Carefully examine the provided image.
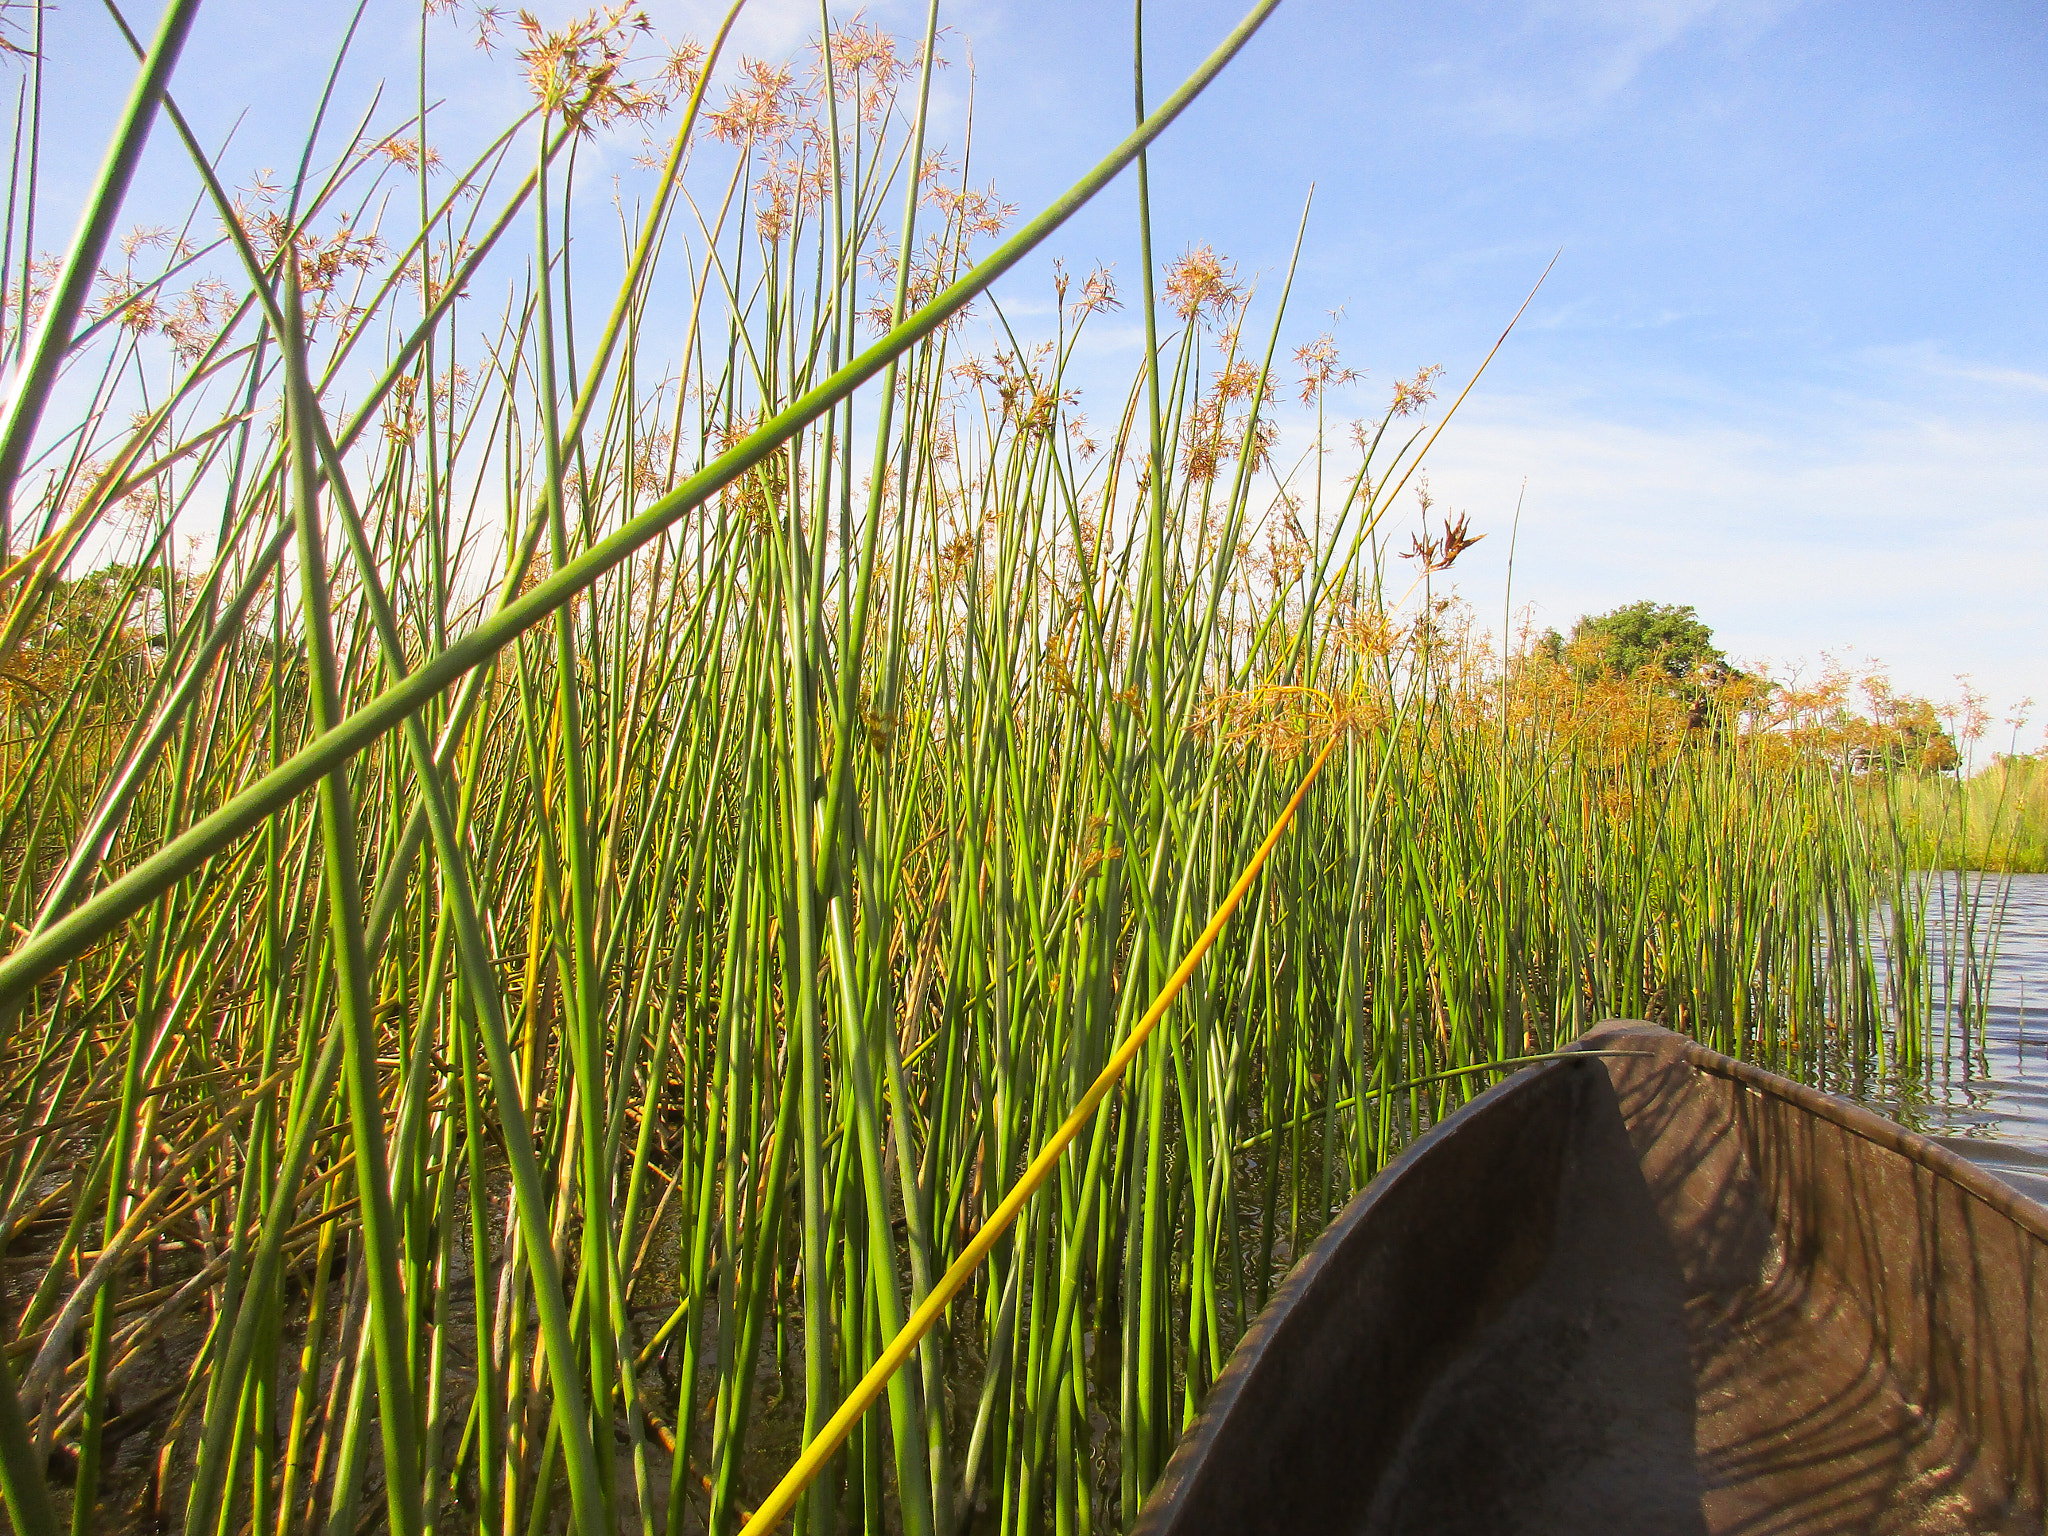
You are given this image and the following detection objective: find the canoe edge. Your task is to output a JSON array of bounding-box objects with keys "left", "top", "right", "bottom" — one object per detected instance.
[
  {"left": 1615, "top": 1019, "right": 2048, "bottom": 1246},
  {"left": 1132, "top": 1016, "right": 2048, "bottom": 1534}
]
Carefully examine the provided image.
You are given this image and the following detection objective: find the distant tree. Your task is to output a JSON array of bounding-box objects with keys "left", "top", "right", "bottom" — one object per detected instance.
[
  {"left": 1, "top": 560, "right": 307, "bottom": 730},
  {"left": 0, "top": 561, "right": 169, "bottom": 723},
  {"left": 1560, "top": 601, "right": 1734, "bottom": 684},
  {"left": 1859, "top": 689, "right": 1961, "bottom": 776},
  {"left": 1917, "top": 727, "right": 1962, "bottom": 775}
]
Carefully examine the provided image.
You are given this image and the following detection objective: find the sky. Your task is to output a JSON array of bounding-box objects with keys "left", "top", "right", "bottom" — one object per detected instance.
[{"left": 20, "top": 0, "right": 2048, "bottom": 750}]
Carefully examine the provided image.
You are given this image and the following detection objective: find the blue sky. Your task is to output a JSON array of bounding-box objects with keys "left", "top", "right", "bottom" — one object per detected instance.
[
  {"left": 937, "top": 0, "right": 2048, "bottom": 745},
  {"left": 25, "top": 0, "right": 2048, "bottom": 746}
]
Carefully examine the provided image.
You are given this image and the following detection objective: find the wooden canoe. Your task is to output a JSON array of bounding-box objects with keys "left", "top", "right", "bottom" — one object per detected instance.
[{"left": 1134, "top": 1020, "right": 2048, "bottom": 1536}]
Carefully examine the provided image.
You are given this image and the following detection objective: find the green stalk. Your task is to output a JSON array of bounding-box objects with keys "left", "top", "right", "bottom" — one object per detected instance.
[
  {"left": 273, "top": 256, "right": 422, "bottom": 1536},
  {"left": 0, "top": 0, "right": 202, "bottom": 531},
  {"left": 0, "top": 0, "right": 1287, "bottom": 1010}
]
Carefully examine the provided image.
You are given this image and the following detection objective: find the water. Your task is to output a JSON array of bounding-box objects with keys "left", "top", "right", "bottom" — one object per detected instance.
[{"left": 1850, "top": 872, "right": 2048, "bottom": 1206}]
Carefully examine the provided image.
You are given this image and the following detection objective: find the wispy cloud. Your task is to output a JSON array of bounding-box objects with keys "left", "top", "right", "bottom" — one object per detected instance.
[
  {"left": 1412, "top": 364, "right": 2047, "bottom": 719},
  {"left": 1862, "top": 345, "right": 2048, "bottom": 397},
  {"left": 1436, "top": 0, "right": 1798, "bottom": 135}
]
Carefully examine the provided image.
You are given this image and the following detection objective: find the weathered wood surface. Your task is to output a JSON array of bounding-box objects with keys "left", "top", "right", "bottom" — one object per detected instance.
[{"left": 1135, "top": 1020, "right": 2048, "bottom": 1536}]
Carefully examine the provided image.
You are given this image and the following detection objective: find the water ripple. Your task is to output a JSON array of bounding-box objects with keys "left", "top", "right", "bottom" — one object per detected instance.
[{"left": 1855, "top": 872, "right": 2048, "bottom": 1206}]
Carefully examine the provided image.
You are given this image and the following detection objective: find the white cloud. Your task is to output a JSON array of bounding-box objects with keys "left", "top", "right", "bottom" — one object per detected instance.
[
  {"left": 1405, "top": 369, "right": 2048, "bottom": 733},
  {"left": 1439, "top": 0, "right": 1798, "bottom": 135}
]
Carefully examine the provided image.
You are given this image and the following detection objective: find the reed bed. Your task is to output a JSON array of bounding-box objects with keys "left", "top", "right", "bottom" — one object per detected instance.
[
  {"left": 0, "top": 6, "right": 1954, "bottom": 1535},
  {"left": 1882, "top": 758, "right": 2048, "bottom": 874}
]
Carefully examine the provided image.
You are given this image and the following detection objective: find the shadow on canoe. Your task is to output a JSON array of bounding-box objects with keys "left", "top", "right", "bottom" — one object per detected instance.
[{"left": 1135, "top": 1021, "right": 2048, "bottom": 1536}]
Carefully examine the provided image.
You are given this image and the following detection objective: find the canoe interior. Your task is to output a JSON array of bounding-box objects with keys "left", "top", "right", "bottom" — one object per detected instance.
[{"left": 1135, "top": 1021, "right": 2048, "bottom": 1536}]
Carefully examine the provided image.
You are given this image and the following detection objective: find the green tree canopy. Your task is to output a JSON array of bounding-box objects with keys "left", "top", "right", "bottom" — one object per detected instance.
[
  {"left": 1861, "top": 688, "right": 1961, "bottom": 775},
  {"left": 1544, "top": 600, "right": 1736, "bottom": 684}
]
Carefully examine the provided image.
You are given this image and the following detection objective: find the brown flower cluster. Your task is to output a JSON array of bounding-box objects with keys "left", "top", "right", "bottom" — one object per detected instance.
[
  {"left": 237, "top": 207, "right": 387, "bottom": 339},
  {"left": 857, "top": 170, "right": 1016, "bottom": 329},
  {"left": 1292, "top": 333, "right": 1359, "bottom": 403},
  {"left": 628, "top": 424, "right": 678, "bottom": 501},
  {"left": 1333, "top": 599, "right": 1401, "bottom": 659},
  {"left": 1065, "top": 263, "right": 1121, "bottom": 321},
  {"left": 713, "top": 415, "right": 786, "bottom": 532},
  {"left": 379, "top": 367, "right": 473, "bottom": 444},
  {"left": 952, "top": 349, "right": 1072, "bottom": 444},
  {"left": 514, "top": 7, "right": 663, "bottom": 131},
  {"left": 1181, "top": 360, "right": 1274, "bottom": 482},
  {"left": 1190, "top": 684, "right": 1381, "bottom": 759},
  {"left": 924, "top": 181, "right": 1015, "bottom": 240},
  {"left": 376, "top": 138, "right": 443, "bottom": 173},
  {"left": 3, "top": 253, "right": 64, "bottom": 338},
  {"left": 1401, "top": 511, "right": 1484, "bottom": 574},
  {"left": 1390, "top": 364, "right": 1444, "bottom": 418},
  {"left": 1163, "top": 244, "right": 1243, "bottom": 326},
  {"left": 814, "top": 19, "right": 927, "bottom": 124},
  {"left": 72, "top": 227, "right": 239, "bottom": 363},
  {"left": 709, "top": 58, "right": 802, "bottom": 146}
]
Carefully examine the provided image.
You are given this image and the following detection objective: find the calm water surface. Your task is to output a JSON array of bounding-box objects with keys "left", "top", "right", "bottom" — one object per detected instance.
[{"left": 1851, "top": 871, "right": 2048, "bottom": 1206}]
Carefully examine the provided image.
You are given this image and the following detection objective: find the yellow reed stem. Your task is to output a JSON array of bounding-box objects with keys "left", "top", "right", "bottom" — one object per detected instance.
[{"left": 738, "top": 731, "right": 1342, "bottom": 1536}]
